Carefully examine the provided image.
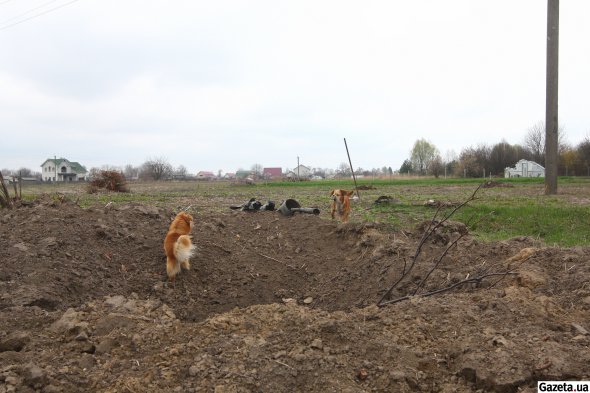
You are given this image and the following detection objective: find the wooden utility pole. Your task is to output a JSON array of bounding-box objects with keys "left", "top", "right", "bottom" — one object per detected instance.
[{"left": 545, "top": 0, "right": 559, "bottom": 195}]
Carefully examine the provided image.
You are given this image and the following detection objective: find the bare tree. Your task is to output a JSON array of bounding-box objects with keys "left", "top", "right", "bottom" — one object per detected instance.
[
  {"left": 577, "top": 134, "right": 590, "bottom": 176},
  {"left": 524, "top": 121, "right": 545, "bottom": 163},
  {"left": 175, "top": 165, "right": 188, "bottom": 178},
  {"left": 312, "top": 167, "right": 327, "bottom": 178},
  {"left": 251, "top": 163, "right": 263, "bottom": 179},
  {"left": 16, "top": 167, "right": 32, "bottom": 177},
  {"left": 123, "top": 164, "right": 139, "bottom": 180},
  {"left": 336, "top": 162, "right": 351, "bottom": 178},
  {"left": 429, "top": 155, "right": 444, "bottom": 178},
  {"left": 140, "top": 157, "right": 173, "bottom": 181},
  {"left": 524, "top": 121, "right": 567, "bottom": 164},
  {"left": 455, "top": 144, "right": 490, "bottom": 177}
]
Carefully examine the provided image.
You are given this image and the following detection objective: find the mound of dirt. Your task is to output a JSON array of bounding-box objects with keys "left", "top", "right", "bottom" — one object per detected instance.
[{"left": 1, "top": 197, "right": 589, "bottom": 392}]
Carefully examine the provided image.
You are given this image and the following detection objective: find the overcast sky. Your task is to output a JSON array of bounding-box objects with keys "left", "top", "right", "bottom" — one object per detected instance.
[{"left": 1, "top": 1, "right": 589, "bottom": 175}]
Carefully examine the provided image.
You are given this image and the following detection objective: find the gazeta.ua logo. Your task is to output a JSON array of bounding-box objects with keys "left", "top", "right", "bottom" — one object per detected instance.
[{"left": 538, "top": 381, "right": 590, "bottom": 392}]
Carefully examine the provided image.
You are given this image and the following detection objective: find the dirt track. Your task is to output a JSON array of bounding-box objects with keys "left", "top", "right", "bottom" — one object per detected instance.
[{"left": 1, "top": 196, "right": 589, "bottom": 392}]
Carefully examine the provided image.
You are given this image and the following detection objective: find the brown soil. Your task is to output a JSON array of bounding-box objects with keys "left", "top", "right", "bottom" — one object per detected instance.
[{"left": 1, "top": 196, "right": 589, "bottom": 392}]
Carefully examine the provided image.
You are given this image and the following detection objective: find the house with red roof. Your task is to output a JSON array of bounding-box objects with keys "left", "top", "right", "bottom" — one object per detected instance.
[
  {"left": 196, "top": 171, "right": 216, "bottom": 180},
  {"left": 262, "top": 167, "right": 282, "bottom": 179}
]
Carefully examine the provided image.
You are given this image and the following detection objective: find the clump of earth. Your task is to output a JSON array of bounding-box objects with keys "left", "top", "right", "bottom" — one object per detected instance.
[{"left": 0, "top": 196, "right": 589, "bottom": 392}]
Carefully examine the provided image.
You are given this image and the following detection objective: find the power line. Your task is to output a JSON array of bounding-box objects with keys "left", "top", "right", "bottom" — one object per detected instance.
[
  {"left": 0, "top": 0, "right": 60, "bottom": 26},
  {"left": 0, "top": 0, "right": 81, "bottom": 31}
]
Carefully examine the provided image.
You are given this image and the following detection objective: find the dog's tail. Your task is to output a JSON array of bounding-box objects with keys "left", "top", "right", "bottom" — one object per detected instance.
[{"left": 174, "top": 235, "right": 195, "bottom": 261}]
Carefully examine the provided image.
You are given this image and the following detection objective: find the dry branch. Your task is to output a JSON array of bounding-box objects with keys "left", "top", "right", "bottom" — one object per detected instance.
[
  {"left": 378, "top": 272, "right": 518, "bottom": 306},
  {"left": 378, "top": 183, "right": 484, "bottom": 305},
  {"left": 377, "top": 182, "right": 514, "bottom": 307},
  {"left": 0, "top": 171, "right": 14, "bottom": 209}
]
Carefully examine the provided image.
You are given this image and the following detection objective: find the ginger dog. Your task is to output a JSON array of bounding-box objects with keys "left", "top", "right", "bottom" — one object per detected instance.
[
  {"left": 330, "top": 189, "right": 355, "bottom": 223},
  {"left": 164, "top": 212, "right": 195, "bottom": 282}
]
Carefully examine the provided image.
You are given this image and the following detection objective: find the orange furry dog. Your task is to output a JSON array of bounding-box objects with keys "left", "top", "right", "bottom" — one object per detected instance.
[
  {"left": 330, "top": 189, "right": 355, "bottom": 223},
  {"left": 164, "top": 212, "right": 195, "bottom": 282}
]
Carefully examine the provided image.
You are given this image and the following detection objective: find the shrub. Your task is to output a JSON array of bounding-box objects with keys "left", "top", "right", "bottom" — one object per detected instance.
[{"left": 87, "top": 170, "right": 129, "bottom": 193}]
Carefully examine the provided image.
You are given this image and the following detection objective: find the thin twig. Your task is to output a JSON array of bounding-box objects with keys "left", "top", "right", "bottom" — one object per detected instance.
[
  {"left": 379, "top": 272, "right": 518, "bottom": 306},
  {"left": 203, "top": 240, "right": 231, "bottom": 254},
  {"left": 256, "top": 252, "right": 297, "bottom": 269},
  {"left": 257, "top": 252, "right": 284, "bottom": 264},
  {"left": 273, "top": 359, "right": 294, "bottom": 370}
]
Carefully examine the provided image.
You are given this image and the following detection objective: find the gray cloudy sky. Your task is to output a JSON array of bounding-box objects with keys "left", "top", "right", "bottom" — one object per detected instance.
[{"left": 1, "top": 1, "right": 589, "bottom": 174}]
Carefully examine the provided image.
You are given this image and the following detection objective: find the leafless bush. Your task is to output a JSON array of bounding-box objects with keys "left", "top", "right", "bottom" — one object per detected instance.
[{"left": 87, "top": 170, "right": 129, "bottom": 193}]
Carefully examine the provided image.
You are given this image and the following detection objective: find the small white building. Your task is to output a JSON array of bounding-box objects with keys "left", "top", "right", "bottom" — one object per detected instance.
[
  {"left": 504, "top": 159, "right": 545, "bottom": 178},
  {"left": 286, "top": 165, "right": 312, "bottom": 179},
  {"left": 41, "top": 158, "right": 88, "bottom": 182}
]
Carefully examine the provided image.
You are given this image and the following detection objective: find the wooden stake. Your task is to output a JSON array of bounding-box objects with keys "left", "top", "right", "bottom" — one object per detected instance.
[{"left": 344, "top": 138, "right": 360, "bottom": 200}]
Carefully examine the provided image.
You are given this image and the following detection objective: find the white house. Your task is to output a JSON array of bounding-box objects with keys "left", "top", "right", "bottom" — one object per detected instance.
[
  {"left": 504, "top": 159, "right": 545, "bottom": 178},
  {"left": 41, "top": 158, "right": 88, "bottom": 182},
  {"left": 286, "top": 165, "right": 312, "bottom": 179}
]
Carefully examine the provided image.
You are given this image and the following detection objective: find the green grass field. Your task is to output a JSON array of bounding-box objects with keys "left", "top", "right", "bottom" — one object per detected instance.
[{"left": 14, "top": 176, "right": 590, "bottom": 247}]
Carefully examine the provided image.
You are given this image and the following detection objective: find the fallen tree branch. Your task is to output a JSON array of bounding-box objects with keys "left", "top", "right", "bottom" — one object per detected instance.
[
  {"left": 378, "top": 271, "right": 518, "bottom": 306},
  {"left": 378, "top": 183, "right": 484, "bottom": 305}
]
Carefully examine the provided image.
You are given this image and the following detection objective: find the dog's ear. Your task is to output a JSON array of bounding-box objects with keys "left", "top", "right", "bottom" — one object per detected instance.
[
  {"left": 179, "top": 212, "right": 192, "bottom": 224},
  {"left": 346, "top": 190, "right": 356, "bottom": 196},
  {"left": 329, "top": 189, "right": 335, "bottom": 196}
]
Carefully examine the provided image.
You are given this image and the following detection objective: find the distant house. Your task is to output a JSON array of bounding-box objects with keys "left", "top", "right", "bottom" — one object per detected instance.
[
  {"left": 286, "top": 165, "right": 312, "bottom": 179},
  {"left": 223, "top": 173, "right": 236, "bottom": 180},
  {"left": 235, "top": 170, "right": 254, "bottom": 179},
  {"left": 505, "top": 159, "right": 545, "bottom": 178},
  {"left": 41, "top": 158, "right": 88, "bottom": 182},
  {"left": 262, "top": 167, "right": 282, "bottom": 179},
  {"left": 196, "top": 171, "right": 215, "bottom": 180}
]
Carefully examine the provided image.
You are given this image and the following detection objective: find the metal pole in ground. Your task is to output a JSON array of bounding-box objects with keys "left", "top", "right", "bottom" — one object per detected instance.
[{"left": 343, "top": 138, "right": 360, "bottom": 200}]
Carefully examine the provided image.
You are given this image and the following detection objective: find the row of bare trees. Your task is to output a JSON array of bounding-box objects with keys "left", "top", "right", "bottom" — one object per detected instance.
[
  {"left": 400, "top": 122, "right": 590, "bottom": 177},
  {"left": 88, "top": 158, "right": 187, "bottom": 181}
]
